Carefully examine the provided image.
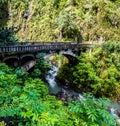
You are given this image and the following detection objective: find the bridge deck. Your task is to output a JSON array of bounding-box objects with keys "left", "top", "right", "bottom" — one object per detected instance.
[{"left": 0, "top": 42, "right": 93, "bottom": 54}]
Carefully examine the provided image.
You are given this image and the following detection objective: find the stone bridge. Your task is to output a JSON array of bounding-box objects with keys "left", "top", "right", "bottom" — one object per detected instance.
[{"left": 0, "top": 42, "right": 93, "bottom": 71}]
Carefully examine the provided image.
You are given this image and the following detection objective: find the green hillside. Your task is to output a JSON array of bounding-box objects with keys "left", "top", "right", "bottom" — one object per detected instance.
[{"left": 0, "top": 0, "right": 120, "bottom": 42}]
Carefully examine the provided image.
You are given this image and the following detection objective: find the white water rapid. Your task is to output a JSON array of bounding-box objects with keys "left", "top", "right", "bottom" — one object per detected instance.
[{"left": 46, "top": 62, "right": 62, "bottom": 94}]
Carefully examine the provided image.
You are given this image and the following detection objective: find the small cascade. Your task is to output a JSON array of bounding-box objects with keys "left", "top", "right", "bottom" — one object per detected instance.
[
  {"left": 45, "top": 61, "right": 81, "bottom": 102},
  {"left": 46, "top": 63, "right": 62, "bottom": 95},
  {"left": 111, "top": 108, "right": 119, "bottom": 118}
]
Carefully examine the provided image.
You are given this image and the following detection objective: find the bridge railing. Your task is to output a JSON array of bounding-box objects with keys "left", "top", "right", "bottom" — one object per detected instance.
[
  {"left": 0, "top": 43, "right": 93, "bottom": 54},
  {"left": 0, "top": 41, "right": 72, "bottom": 46}
]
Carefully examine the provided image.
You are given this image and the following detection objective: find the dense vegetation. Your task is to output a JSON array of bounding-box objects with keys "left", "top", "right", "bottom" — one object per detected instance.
[
  {"left": 0, "top": 63, "right": 117, "bottom": 126},
  {"left": 0, "top": 0, "right": 120, "bottom": 42},
  {"left": 58, "top": 41, "right": 120, "bottom": 101},
  {"left": 0, "top": 28, "right": 18, "bottom": 46},
  {"left": 0, "top": 0, "right": 120, "bottom": 125}
]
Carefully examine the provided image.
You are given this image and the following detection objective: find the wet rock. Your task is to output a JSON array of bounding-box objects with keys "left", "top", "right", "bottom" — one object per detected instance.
[
  {"left": 67, "top": 96, "right": 71, "bottom": 101},
  {"left": 118, "top": 101, "right": 120, "bottom": 105},
  {"left": 116, "top": 110, "right": 120, "bottom": 117},
  {"left": 56, "top": 88, "right": 80, "bottom": 104},
  {"left": 106, "top": 107, "right": 111, "bottom": 113}
]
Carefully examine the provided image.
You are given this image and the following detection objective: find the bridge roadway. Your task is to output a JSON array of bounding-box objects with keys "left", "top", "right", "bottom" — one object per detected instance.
[{"left": 0, "top": 42, "right": 93, "bottom": 54}]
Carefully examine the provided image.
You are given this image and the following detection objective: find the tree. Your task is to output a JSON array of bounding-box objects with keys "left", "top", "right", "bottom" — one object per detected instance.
[
  {"left": 1, "top": 0, "right": 119, "bottom": 42},
  {"left": 0, "top": 28, "right": 18, "bottom": 46},
  {"left": 73, "top": 41, "right": 120, "bottom": 100}
]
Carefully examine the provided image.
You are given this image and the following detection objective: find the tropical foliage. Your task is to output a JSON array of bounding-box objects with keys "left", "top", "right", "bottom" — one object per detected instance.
[
  {"left": 58, "top": 41, "right": 120, "bottom": 100},
  {"left": 0, "top": 0, "right": 120, "bottom": 125},
  {"left": 0, "top": 0, "right": 120, "bottom": 42},
  {"left": 29, "top": 55, "right": 50, "bottom": 79},
  {"left": 0, "top": 63, "right": 116, "bottom": 125},
  {"left": 73, "top": 41, "right": 120, "bottom": 100},
  {"left": 0, "top": 28, "right": 18, "bottom": 46}
]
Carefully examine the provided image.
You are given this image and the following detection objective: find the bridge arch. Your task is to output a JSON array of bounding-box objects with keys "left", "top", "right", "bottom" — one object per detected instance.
[
  {"left": 59, "top": 49, "right": 78, "bottom": 64},
  {"left": 44, "top": 50, "right": 78, "bottom": 65},
  {"left": 3, "top": 56, "right": 19, "bottom": 67},
  {"left": 20, "top": 54, "right": 35, "bottom": 60},
  {"left": 62, "top": 54, "right": 78, "bottom": 64},
  {"left": 20, "top": 54, "right": 35, "bottom": 65}
]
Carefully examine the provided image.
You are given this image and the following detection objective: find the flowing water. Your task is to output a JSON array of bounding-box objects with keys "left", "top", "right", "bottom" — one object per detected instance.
[
  {"left": 45, "top": 62, "right": 82, "bottom": 102},
  {"left": 45, "top": 61, "right": 120, "bottom": 124},
  {"left": 46, "top": 63, "right": 62, "bottom": 94}
]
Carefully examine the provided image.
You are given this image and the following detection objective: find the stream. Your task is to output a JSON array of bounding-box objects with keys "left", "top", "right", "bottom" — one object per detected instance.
[
  {"left": 45, "top": 62, "right": 82, "bottom": 102},
  {"left": 46, "top": 61, "right": 120, "bottom": 124},
  {"left": 46, "top": 63, "right": 62, "bottom": 95}
]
